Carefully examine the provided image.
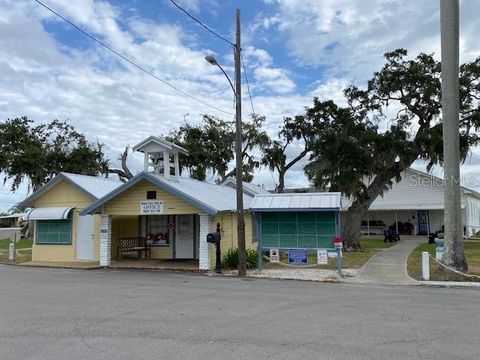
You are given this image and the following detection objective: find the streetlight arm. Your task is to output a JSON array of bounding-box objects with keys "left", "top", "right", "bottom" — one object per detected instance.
[
  {"left": 206, "top": 54, "right": 236, "bottom": 95},
  {"left": 215, "top": 63, "right": 236, "bottom": 96}
]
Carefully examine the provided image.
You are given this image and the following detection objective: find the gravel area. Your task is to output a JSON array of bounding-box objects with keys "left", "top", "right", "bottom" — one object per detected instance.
[
  {"left": 210, "top": 267, "right": 359, "bottom": 282},
  {"left": 246, "top": 268, "right": 360, "bottom": 282}
]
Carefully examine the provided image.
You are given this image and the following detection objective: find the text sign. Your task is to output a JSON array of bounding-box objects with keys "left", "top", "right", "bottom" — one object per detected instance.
[
  {"left": 140, "top": 200, "right": 164, "bottom": 215},
  {"left": 288, "top": 249, "right": 308, "bottom": 265},
  {"left": 270, "top": 248, "right": 280, "bottom": 263},
  {"left": 317, "top": 249, "right": 328, "bottom": 265}
]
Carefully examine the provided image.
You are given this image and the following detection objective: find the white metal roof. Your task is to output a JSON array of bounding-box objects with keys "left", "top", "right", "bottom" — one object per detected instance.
[
  {"left": 250, "top": 192, "right": 341, "bottom": 211},
  {"left": 17, "top": 173, "right": 123, "bottom": 209},
  {"left": 340, "top": 168, "right": 470, "bottom": 211},
  {"left": 61, "top": 173, "right": 122, "bottom": 199},
  {"left": 81, "top": 172, "right": 255, "bottom": 215},
  {"left": 0, "top": 213, "right": 25, "bottom": 219},
  {"left": 221, "top": 177, "right": 271, "bottom": 196},
  {"left": 152, "top": 174, "right": 253, "bottom": 212},
  {"left": 132, "top": 136, "right": 189, "bottom": 155},
  {"left": 24, "top": 207, "right": 73, "bottom": 220}
]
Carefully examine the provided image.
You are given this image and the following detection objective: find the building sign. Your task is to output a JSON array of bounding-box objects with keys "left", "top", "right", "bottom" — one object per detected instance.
[
  {"left": 317, "top": 249, "right": 328, "bottom": 265},
  {"left": 140, "top": 200, "right": 164, "bottom": 214},
  {"left": 288, "top": 249, "right": 308, "bottom": 264},
  {"left": 270, "top": 248, "right": 280, "bottom": 263}
]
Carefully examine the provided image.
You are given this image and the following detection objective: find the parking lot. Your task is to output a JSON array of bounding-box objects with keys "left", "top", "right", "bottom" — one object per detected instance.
[{"left": 1, "top": 265, "right": 479, "bottom": 360}]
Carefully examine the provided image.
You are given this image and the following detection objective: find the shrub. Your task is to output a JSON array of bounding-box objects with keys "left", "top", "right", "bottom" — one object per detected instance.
[{"left": 223, "top": 248, "right": 258, "bottom": 269}]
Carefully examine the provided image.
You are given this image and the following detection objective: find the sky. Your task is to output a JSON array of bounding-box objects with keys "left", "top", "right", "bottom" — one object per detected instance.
[{"left": 1, "top": 0, "right": 480, "bottom": 212}]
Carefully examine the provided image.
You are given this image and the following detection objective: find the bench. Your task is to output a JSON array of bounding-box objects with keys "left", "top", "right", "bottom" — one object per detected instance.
[
  {"left": 117, "top": 237, "right": 151, "bottom": 260},
  {"left": 384, "top": 229, "right": 400, "bottom": 243}
]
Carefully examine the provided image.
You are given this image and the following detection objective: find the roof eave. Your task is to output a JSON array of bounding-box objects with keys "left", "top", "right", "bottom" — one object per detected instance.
[
  {"left": 16, "top": 173, "right": 98, "bottom": 209},
  {"left": 80, "top": 172, "right": 218, "bottom": 216}
]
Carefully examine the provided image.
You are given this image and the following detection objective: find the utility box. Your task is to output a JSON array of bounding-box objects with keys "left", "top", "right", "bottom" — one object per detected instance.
[{"left": 434, "top": 238, "right": 444, "bottom": 261}]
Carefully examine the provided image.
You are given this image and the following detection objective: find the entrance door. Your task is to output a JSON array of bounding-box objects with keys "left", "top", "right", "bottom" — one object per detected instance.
[
  {"left": 76, "top": 215, "right": 95, "bottom": 260},
  {"left": 417, "top": 210, "right": 430, "bottom": 235},
  {"left": 175, "top": 215, "right": 194, "bottom": 259}
]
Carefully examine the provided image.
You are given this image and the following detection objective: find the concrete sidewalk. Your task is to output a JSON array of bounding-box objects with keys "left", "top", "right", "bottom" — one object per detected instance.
[{"left": 347, "top": 238, "right": 422, "bottom": 286}]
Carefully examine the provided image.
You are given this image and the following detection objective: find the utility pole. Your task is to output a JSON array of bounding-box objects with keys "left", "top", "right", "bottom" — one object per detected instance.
[
  {"left": 234, "top": 8, "right": 247, "bottom": 276},
  {"left": 440, "top": 0, "right": 468, "bottom": 271}
]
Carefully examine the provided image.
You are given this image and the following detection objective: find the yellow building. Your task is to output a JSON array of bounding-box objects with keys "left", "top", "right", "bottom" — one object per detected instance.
[
  {"left": 18, "top": 173, "right": 122, "bottom": 262},
  {"left": 19, "top": 136, "right": 267, "bottom": 270},
  {"left": 80, "top": 136, "right": 264, "bottom": 270}
]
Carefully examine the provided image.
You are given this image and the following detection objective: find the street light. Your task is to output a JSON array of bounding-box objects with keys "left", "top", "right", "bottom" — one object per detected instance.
[
  {"left": 205, "top": 11, "right": 246, "bottom": 276},
  {"left": 205, "top": 55, "right": 235, "bottom": 95}
]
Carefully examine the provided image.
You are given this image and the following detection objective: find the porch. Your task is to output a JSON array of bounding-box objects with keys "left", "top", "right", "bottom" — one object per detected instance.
[
  {"left": 110, "top": 258, "right": 200, "bottom": 271},
  {"left": 102, "top": 212, "right": 213, "bottom": 270}
]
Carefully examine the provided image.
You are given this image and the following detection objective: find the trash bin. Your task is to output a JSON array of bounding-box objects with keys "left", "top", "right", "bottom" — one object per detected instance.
[
  {"left": 428, "top": 233, "right": 436, "bottom": 244},
  {"left": 434, "top": 238, "right": 444, "bottom": 261}
]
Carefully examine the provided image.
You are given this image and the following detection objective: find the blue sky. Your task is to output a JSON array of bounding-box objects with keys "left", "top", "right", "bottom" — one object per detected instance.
[{"left": 1, "top": 0, "right": 480, "bottom": 211}]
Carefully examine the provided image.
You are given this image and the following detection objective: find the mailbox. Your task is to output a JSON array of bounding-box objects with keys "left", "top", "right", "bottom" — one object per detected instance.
[
  {"left": 207, "top": 232, "right": 220, "bottom": 244},
  {"left": 334, "top": 236, "right": 344, "bottom": 249}
]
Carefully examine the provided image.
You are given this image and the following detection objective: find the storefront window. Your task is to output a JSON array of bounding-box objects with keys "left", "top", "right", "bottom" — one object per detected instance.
[{"left": 146, "top": 215, "right": 169, "bottom": 245}]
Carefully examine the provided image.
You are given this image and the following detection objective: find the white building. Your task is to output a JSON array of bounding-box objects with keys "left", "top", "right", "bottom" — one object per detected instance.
[{"left": 342, "top": 168, "right": 480, "bottom": 237}]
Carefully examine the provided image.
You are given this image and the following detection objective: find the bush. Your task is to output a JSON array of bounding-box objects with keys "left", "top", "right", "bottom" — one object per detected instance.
[{"left": 223, "top": 248, "right": 258, "bottom": 269}]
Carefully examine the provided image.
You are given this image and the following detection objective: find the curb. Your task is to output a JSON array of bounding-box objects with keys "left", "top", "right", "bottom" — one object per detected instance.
[{"left": 419, "top": 281, "right": 480, "bottom": 289}]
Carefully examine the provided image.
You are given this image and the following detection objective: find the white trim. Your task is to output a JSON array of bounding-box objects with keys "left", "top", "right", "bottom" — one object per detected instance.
[
  {"left": 198, "top": 213, "right": 211, "bottom": 270},
  {"left": 100, "top": 215, "right": 111, "bottom": 266},
  {"left": 25, "top": 207, "right": 74, "bottom": 220}
]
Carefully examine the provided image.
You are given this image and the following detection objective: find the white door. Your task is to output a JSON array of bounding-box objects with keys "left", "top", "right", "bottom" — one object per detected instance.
[
  {"left": 76, "top": 215, "right": 95, "bottom": 260},
  {"left": 175, "top": 215, "right": 194, "bottom": 259}
]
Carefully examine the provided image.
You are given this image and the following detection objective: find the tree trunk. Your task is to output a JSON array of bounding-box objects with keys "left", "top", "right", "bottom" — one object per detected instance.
[
  {"left": 342, "top": 203, "right": 369, "bottom": 250},
  {"left": 342, "top": 169, "right": 401, "bottom": 249},
  {"left": 277, "top": 170, "right": 285, "bottom": 193}
]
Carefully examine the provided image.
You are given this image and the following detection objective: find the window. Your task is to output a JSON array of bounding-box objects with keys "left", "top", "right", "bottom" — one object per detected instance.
[
  {"left": 36, "top": 218, "right": 72, "bottom": 245},
  {"left": 261, "top": 211, "right": 336, "bottom": 249},
  {"left": 146, "top": 215, "right": 169, "bottom": 245},
  {"left": 147, "top": 191, "right": 157, "bottom": 199}
]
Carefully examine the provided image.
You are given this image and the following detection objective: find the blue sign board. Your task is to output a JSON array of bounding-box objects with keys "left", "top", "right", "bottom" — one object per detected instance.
[{"left": 288, "top": 249, "right": 308, "bottom": 264}]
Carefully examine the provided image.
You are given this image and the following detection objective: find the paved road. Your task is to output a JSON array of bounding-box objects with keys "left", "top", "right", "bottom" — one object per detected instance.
[
  {"left": 350, "top": 238, "right": 422, "bottom": 285},
  {"left": 1, "top": 265, "right": 479, "bottom": 360}
]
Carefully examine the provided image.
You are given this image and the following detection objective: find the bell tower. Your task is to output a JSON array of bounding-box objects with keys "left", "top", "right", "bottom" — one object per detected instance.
[{"left": 132, "top": 136, "right": 188, "bottom": 179}]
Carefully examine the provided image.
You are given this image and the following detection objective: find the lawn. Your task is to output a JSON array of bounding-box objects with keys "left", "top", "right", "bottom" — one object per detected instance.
[
  {"left": 0, "top": 238, "right": 33, "bottom": 263},
  {"left": 407, "top": 241, "right": 480, "bottom": 282},
  {"left": 0, "top": 238, "right": 33, "bottom": 249},
  {"left": 264, "top": 237, "right": 396, "bottom": 270}
]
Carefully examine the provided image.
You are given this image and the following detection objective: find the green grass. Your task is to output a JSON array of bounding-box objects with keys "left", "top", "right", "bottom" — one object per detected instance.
[
  {"left": 0, "top": 238, "right": 33, "bottom": 249},
  {"left": 264, "top": 238, "right": 395, "bottom": 270},
  {"left": 0, "top": 249, "right": 32, "bottom": 263},
  {"left": 0, "top": 238, "right": 33, "bottom": 264},
  {"left": 408, "top": 242, "right": 480, "bottom": 282}
]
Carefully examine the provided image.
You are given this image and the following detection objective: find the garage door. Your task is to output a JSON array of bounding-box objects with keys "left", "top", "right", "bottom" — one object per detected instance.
[{"left": 261, "top": 211, "right": 336, "bottom": 249}]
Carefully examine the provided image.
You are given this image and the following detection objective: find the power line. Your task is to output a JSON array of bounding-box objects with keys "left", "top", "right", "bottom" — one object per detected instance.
[
  {"left": 34, "top": 0, "right": 234, "bottom": 116},
  {"left": 169, "top": 0, "right": 235, "bottom": 47},
  {"left": 241, "top": 53, "right": 256, "bottom": 115}
]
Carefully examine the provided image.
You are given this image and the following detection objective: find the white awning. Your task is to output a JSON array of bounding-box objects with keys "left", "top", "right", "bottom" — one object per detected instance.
[{"left": 24, "top": 207, "right": 74, "bottom": 220}]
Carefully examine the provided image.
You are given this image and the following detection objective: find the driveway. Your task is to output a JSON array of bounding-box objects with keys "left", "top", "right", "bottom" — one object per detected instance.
[{"left": 1, "top": 265, "right": 479, "bottom": 360}]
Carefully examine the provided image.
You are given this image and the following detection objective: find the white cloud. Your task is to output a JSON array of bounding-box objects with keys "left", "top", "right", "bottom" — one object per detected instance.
[
  {"left": 258, "top": 0, "right": 480, "bottom": 83},
  {"left": 1, "top": 0, "right": 480, "bottom": 210}
]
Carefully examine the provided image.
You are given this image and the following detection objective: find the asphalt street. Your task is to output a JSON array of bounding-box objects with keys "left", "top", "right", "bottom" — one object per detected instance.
[{"left": 1, "top": 265, "right": 479, "bottom": 360}]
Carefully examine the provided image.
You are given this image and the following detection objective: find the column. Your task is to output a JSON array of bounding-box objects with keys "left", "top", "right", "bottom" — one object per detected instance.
[
  {"left": 198, "top": 213, "right": 211, "bottom": 270},
  {"left": 144, "top": 152, "right": 149, "bottom": 171},
  {"left": 174, "top": 153, "right": 180, "bottom": 179},
  {"left": 163, "top": 151, "right": 170, "bottom": 178},
  {"left": 100, "top": 214, "right": 112, "bottom": 267}
]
